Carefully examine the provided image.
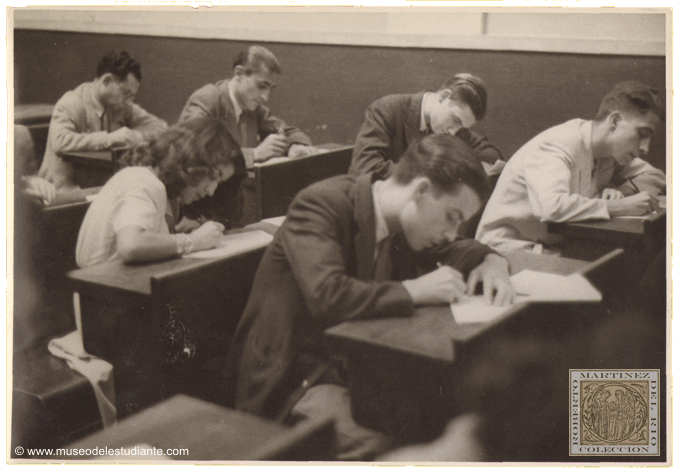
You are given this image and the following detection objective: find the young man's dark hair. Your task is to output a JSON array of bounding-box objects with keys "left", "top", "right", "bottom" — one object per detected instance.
[
  {"left": 438, "top": 73, "right": 488, "bottom": 121},
  {"left": 594, "top": 81, "right": 665, "bottom": 122},
  {"left": 232, "top": 45, "right": 282, "bottom": 76},
  {"left": 394, "top": 133, "right": 492, "bottom": 203},
  {"left": 96, "top": 51, "right": 142, "bottom": 81}
]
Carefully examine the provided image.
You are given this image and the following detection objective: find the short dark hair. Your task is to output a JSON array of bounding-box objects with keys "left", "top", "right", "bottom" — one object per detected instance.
[
  {"left": 594, "top": 81, "right": 665, "bottom": 122},
  {"left": 122, "top": 118, "right": 247, "bottom": 199},
  {"left": 438, "top": 73, "right": 488, "bottom": 121},
  {"left": 392, "top": 134, "right": 491, "bottom": 203},
  {"left": 232, "top": 45, "right": 281, "bottom": 76},
  {"left": 96, "top": 51, "right": 141, "bottom": 81}
]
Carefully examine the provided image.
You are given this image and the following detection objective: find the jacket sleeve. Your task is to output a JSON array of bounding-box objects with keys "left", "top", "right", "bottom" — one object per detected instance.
[
  {"left": 455, "top": 127, "right": 504, "bottom": 164},
  {"left": 280, "top": 189, "right": 413, "bottom": 326},
  {"left": 611, "top": 158, "right": 666, "bottom": 196},
  {"left": 49, "top": 100, "right": 112, "bottom": 152},
  {"left": 350, "top": 103, "right": 396, "bottom": 179},
  {"left": 417, "top": 238, "right": 497, "bottom": 279},
  {"left": 125, "top": 103, "right": 167, "bottom": 140},
  {"left": 256, "top": 106, "right": 312, "bottom": 146},
  {"left": 523, "top": 142, "right": 610, "bottom": 223}
]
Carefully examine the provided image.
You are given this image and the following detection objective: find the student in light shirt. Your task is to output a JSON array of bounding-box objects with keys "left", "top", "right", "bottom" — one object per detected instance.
[
  {"left": 75, "top": 118, "right": 246, "bottom": 268},
  {"left": 476, "top": 81, "right": 665, "bottom": 253}
]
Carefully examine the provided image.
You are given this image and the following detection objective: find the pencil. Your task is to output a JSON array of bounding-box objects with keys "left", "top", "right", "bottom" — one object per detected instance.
[{"left": 627, "top": 177, "right": 641, "bottom": 194}]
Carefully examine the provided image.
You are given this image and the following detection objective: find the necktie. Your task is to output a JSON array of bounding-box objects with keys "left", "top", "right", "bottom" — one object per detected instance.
[
  {"left": 101, "top": 110, "right": 109, "bottom": 133},
  {"left": 374, "top": 236, "right": 393, "bottom": 282}
]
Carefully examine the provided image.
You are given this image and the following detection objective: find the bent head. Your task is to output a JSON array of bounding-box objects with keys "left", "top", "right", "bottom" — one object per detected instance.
[
  {"left": 392, "top": 134, "right": 490, "bottom": 251},
  {"left": 429, "top": 73, "right": 488, "bottom": 136},
  {"left": 124, "top": 118, "right": 247, "bottom": 203},
  {"left": 96, "top": 51, "right": 142, "bottom": 112},
  {"left": 594, "top": 81, "right": 664, "bottom": 166},
  {"left": 231, "top": 45, "right": 281, "bottom": 112}
]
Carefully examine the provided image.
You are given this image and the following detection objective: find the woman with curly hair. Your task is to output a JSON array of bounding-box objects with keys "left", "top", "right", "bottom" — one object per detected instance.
[{"left": 76, "top": 117, "right": 246, "bottom": 268}]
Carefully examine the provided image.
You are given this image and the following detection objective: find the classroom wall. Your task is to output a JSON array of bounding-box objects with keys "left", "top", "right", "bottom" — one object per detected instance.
[{"left": 13, "top": 29, "right": 667, "bottom": 171}]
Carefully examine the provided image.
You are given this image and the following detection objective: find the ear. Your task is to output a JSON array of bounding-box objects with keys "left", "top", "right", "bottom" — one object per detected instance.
[
  {"left": 438, "top": 89, "right": 452, "bottom": 102},
  {"left": 608, "top": 111, "right": 622, "bottom": 130},
  {"left": 412, "top": 177, "right": 433, "bottom": 202},
  {"left": 233, "top": 65, "right": 247, "bottom": 77},
  {"left": 101, "top": 73, "right": 116, "bottom": 86}
]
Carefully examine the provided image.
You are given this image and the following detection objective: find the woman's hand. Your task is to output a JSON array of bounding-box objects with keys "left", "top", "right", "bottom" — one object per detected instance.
[{"left": 187, "top": 221, "right": 225, "bottom": 251}]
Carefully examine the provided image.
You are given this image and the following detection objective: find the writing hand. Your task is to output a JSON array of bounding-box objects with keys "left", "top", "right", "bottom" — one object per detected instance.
[
  {"left": 606, "top": 191, "right": 659, "bottom": 216},
  {"left": 108, "top": 127, "right": 143, "bottom": 147},
  {"left": 402, "top": 264, "right": 467, "bottom": 305},
  {"left": 254, "top": 134, "right": 290, "bottom": 162},
  {"left": 188, "top": 221, "right": 225, "bottom": 251}
]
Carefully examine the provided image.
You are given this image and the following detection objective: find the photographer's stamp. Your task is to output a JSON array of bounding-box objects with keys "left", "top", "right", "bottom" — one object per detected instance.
[{"left": 570, "top": 369, "right": 659, "bottom": 456}]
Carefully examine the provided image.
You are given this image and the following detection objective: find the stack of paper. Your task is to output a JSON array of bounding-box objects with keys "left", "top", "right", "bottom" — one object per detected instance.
[
  {"left": 451, "top": 270, "right": 601, "bottom": 324},
  {"left": 185, "top": 230, "right": 274, "bottom": 259}
]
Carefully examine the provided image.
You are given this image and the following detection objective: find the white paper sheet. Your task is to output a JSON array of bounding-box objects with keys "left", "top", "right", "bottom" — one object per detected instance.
[
  {"left": 184, "top": 230, "right": 273, "bottom": 259},
  {"left": 261, "top": 216, "right": 286, "bottom": 227},
  {"left": 451, "top": 270, "right": 601, "bottom": 324}
]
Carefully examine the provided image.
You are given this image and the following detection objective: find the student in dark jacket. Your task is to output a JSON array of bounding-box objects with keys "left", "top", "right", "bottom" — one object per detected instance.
[
  {"left": 349, "top": 73, "right": 503, "bottom": 180},
  {"left": 224, "top": 134, "right": 513, "bottom": 459}
]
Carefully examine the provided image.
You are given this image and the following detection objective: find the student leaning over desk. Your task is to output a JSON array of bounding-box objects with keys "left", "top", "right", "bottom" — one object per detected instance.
[
  {"left": 476, "top": 81, "right": 666, "bottom": 253},
  {"left": 38, "top": 51, "right": 167, "bottom": 189},
  {"left": 349, "top": 73, "right": 503, "bottom": 180},
  {"left": 178, "top": 45, "right": 313, "bottom": 226},
  {"left": 222, "top": 134, "right": 513, "bottom": 460},
  {"left": 75, "top": 118, "right": 247, "bottom": 268}
]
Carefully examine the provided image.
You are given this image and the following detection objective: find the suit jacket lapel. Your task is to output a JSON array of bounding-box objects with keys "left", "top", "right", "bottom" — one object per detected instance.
[
  {"left": 354, "top": 173, "right": 377, "bottom": 282},
  {"left": 219, "top": 80, "right": 241, "bottom": 141},
  {"left": 404, "top": 92, "right": 425, "bottom": 149}
]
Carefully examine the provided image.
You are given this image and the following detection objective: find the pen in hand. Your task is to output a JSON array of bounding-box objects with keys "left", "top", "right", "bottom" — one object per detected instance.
[{"left": 627, "top": 177, "right": 641, "bottom": 194}]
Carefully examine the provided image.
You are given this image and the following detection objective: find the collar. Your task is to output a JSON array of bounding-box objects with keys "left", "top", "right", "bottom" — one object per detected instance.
[
  {"left": 87, "top": 81, "right": 106, "bottom": 119},
  {"left": 228, "top": 79, "right": 244, "bottom": 122},
  {"left": 371, "top": 179, "right": 390, "bottom": 246},
  {"left": 420, "top": 92, "right": 433, "bottom": 133}
]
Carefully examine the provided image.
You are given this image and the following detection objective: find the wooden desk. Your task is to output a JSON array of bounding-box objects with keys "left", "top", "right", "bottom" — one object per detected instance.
[
  {"left": 547, "top": 208, "right": 666, "bottom": 261},
  {"left": 67, "top": 221, "right": 279, "bottom": 417},
  {"left": 15, "top": 104, "right": 54, "bottom": 164},
  {"left": 60, "top": 149, "right": 128, "bottom": 188},
  {"left": 64, "top": 395, "right": 334, "bottom": 461},
  {"left": 241, "top": 144, "right": 353, "bottom": 224},
  {"left": 324, "top": 250, "right": 613, "bottom": 441}
]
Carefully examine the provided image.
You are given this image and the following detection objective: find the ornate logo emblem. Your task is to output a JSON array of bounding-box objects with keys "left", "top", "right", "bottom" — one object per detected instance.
[
  {"left": 581, "top": 381, "right": 648, "bottom": 445},
  {"left": 570, "top": 369, "right": 659, "bottom": 456}
]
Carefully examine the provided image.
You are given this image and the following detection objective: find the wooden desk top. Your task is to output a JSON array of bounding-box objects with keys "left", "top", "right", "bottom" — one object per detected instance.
[
  {"left": 64, "top": 395, "right": 333, "bottom": 461},
  {"left": 67, "top": 221, "right": 278, "bottom": 296},
  {"left": 547, "top": 208, "right": 666, "bottom": 242},
  {"left": 60, "top": 149, "right": 113, "bottom": 165},
  {"left": 325, "top": 251, "right": 589, "bottom": 364},
  {"left": 254, "top": 143, "right": 352, "bottom": 168}
]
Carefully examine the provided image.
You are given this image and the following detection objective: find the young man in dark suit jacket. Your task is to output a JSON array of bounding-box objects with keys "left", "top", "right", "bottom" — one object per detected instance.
[
  {"left": 224, "top": 134, "right": 513, "bottom": 459},
  {"left": 349, "top": 73, "right": 503, "bottom": 180},
  {"left": 178, "top": 45, "right": 313, "bottom": 227}
]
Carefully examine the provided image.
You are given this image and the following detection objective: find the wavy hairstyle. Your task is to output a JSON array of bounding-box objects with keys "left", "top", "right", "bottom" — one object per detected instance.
[
  {"left": 120, "top": 118, "right": 247, "bottom": 199},
  {"left": 438, "top": 73, "right": 488, "bottom": 122},
  {"left": 594, "top": 81, "right": 665, "bottom": 122}
]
